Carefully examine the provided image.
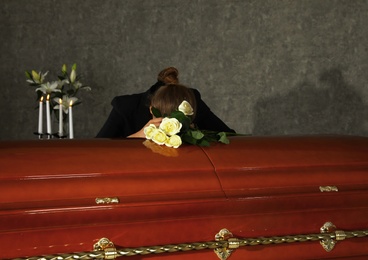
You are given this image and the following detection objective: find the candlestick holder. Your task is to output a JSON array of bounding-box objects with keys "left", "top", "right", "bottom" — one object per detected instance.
[
  {"left": 34, "top": 132, "right": 44, "bottom": 139},
  {"left": 53, "top": 133, "right": 68, "bottom": 139},
  {"left": 34, "top": 132, "right": 56, "bottom": 139}
]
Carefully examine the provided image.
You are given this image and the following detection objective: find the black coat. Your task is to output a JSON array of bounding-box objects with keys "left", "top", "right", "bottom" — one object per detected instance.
[{"left": 96, "top": 82, "right": 235, "bottom": 138}]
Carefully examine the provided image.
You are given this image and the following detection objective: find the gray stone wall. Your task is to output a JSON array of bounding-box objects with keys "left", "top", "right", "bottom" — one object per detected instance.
[{"left": 1, "top": 0, "right": 367, "bottom": 140}]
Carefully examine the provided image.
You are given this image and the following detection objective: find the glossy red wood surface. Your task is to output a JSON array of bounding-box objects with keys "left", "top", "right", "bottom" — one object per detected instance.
[
  {"left": 204, "top": 135, "right": 368, "bottom": 197},
  {"left": 0, "top": 139, "right": 223, "bottom": 209},
  {"left": 0, "top": 136, "right": 368, "bottom": 259}
]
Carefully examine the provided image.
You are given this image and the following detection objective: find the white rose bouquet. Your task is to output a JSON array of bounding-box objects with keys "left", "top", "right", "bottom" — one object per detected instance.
[{"left": 144, "top": 101, "right": 229, "bottom": 148}]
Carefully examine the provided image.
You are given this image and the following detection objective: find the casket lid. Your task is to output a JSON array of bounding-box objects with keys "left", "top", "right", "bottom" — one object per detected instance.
[
  {"left": 202, "top": 135, "right": 368, "bottom": 197},
  {"left": 1, "top": 135, "right": 368, "bottom": 210},
  {"left": 0, "top": 139, "right": 224, "bottom": 210}
]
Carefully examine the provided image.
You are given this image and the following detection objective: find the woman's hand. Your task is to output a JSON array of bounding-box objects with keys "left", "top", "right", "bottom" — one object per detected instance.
[{"left": 128, "top": 118, "right": 163, "bottom": 138}]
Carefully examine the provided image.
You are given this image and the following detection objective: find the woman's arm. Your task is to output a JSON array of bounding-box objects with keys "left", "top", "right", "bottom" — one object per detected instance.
[{"left": 127, "top": 118, "right": 163, "bottom": 138}]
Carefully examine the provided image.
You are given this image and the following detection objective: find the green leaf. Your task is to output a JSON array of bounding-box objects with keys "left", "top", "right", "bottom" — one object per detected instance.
[
  {"left": 67, "top": 89, "right": 75, "bottom": 96},
  {"left": 62, "top": 64, "right": 67, "bottom": 74},
  {"left": 218, "top": 132, "right": 230, "bottom": 144},
  {"left": 170, "top": 110, "right": 191, "bottom": 130},
  {"left": 151, "top": 107, "right": 162, "bottom": 118},
  {"left": 190, "top": 130, "right": 204, "bottom": 140},
  {"left": 170, "top": 111, "right": 187, "bottom": 122},
  {"left": 58, "top": 75, "right": 66, "bottom": 81},
  {"left": 25, "top": 71, "right": 32, "bottom": 79},
  {"left": 181, "top": 132, "right": 198, "bottom": 145},
  {"left": 170, "top": 110, "right": 184, "bottom": 118},
  {"left": 197, "top": 139, "right": 210, "bottom": 147}
]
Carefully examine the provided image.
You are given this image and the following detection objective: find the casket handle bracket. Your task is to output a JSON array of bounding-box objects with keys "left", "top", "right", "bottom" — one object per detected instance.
[
  {"left": 319, "top": 186, "right": 339, "bottom": 192},
  {"left": 93, "top": 237, "right": 117, "bottom": 259},
  {"left": 214, "top": 228, "right": 239, "bottom": 260},
  {"left": 320, "top": 222, "right": 346, "bottom": 252},
  {"left": 95, "top": 197, "right": 120, "bottom": 204}
]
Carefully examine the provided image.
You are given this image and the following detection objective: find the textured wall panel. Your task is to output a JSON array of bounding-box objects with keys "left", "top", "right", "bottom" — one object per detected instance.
[{"left": 0, "top": 0, "right": 367, "bottom": 140}]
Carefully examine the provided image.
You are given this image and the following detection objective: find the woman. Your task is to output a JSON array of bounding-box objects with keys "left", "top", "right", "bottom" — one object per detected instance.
[
  {"left": 96, "top": 67, "right": 235, "bottom": 138},
  {"left": 130, "top": 83, "right": 197, "bottom": 138}
]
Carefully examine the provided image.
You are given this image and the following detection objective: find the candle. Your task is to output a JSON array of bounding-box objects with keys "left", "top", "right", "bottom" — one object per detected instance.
[
  {"left": 59, "top": 98, "right": 63, "bottom": 136},
  {"left": 38, "top": 96, "right": 44, "bottom": 134},
  {"left": 69, "top": 100, "right": 74, "bottom": 139},
  {"left": 46, "top": 94, "right": 52, "bottom": 135}
]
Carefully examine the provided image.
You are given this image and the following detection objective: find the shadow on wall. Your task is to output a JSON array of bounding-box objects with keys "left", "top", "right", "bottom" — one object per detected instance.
[{"left": 252, "top": 69, "right": 368, "bottom": 136}]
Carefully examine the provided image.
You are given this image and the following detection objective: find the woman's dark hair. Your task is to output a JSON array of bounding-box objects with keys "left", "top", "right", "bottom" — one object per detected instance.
[{"left": 150, "top": 83, "right": 196, "bottom": 120}]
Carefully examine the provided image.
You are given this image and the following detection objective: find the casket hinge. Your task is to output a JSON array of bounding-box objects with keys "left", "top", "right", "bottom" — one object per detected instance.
[
  {"left": 214, "top": 228, "right": 239, "bottom": 260},
  {"left": 320, "top": 222, "right": 346, "bottom": 252},
  {"left": 93, "top": 237, "right": 117, "bottom": 259}
]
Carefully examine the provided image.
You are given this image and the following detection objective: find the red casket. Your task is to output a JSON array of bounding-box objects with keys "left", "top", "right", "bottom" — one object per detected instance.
[{"left": 0, "top": 136, "right": 368, "bottom": 259}]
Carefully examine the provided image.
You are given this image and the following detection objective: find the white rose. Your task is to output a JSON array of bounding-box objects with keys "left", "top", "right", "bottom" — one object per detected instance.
[
  {"left": 152, "top": 128, "right": 169, "bottom": 145},
  {"left": 144, "top": 124, "right": 157, "bottom": 140},
  {"left": 159, "top": 117, "right": 182, "bottom": 136},
  {"left": 178, "top": 100, "right": 194, "bottom": 116},
  {"left": 165, "top": 134, "right": 182, "bottom": 148}
]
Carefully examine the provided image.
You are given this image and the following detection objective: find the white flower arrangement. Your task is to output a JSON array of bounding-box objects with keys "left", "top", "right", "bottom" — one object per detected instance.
[
  {"left": 26, "top": 63, "right": 91, "bottom": 119},
  {"left": 144, "top": 101, "right": 229, "bottom": 148}
]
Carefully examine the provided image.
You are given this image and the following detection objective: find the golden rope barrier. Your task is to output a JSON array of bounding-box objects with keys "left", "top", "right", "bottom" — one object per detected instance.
[{"left": 13, "top": 224, "right": 368, "bottom": 260}]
